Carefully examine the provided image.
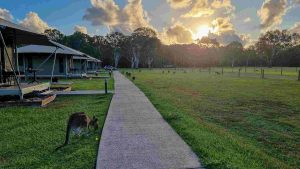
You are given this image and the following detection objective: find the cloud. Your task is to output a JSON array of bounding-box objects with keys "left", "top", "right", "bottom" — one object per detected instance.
[
  {"left": 0, "top": 8, "right": 13, "bottom": 21},
  {"left": 161, "top": 23, "right": 193, "bottom": 44},
  {"left": 181, "top": 0, "right": 235, "bottom": 18},
  {"left": 292, "top": 0, "right": 300, "bottom": 4},
  {"left": 120, "top": 0, "right": 151, "bottom": 32},
  {"left": 166, "top": 0, "right": 192, "bottom": 9},
  {"left": 208, "top": 17, "right": 250, "bottom": 46},
  {"left": 211, "top": 0, "right": 235, "bottom": 16},
  {"left": 74, "top": 25, "right": 88, "bottom": 34},
  {"left": 182, "top": 0, "right": 214, "bottom": 18},
  {"left": 243, "top": 17, "right": 251, "bottom": 23},
  {"left": 257, "top": 0, "right": 288, "bottom": 30},
  {"left": 290, "top": 22, "right": 300, "bottom": 34},
  {"left": 208, "top": 30, "right": 250, "bottom": 46},
  {"left": 83, "top": 0, "right": 120, "bottom": 27},
  {"left": 212, "top": 17, "right": 234, "bottom": 33},
  {"left": 83, "top": 0, "right": 151, "bottom": 34},
  {"left": 19, "top": 12, "right": 50, "bottom": 33}
]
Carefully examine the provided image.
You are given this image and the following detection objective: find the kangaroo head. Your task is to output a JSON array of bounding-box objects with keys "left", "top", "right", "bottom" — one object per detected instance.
[{"left": 90, "top": 115, "right": 99, "bottom": 131}]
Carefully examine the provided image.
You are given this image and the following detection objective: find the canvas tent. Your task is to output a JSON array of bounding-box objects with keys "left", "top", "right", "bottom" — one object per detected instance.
[
  {"left": 18, "top": 44, "right": 85, "bottom": 78},
  {"left": 0, "top": 18, "right": 56, "bottom": 100},
  {"left": 18, "top": 41, "right": 101, "bottom": 78},
  {"left": 86, "top": 55, "right": 101, "bottom": 73}
]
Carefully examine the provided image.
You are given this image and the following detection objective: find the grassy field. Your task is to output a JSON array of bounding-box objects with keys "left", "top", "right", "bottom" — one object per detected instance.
[
  {"left": 193, "top": 67, "right": 300, "bottom": 79},
  {"left": 128, "top": 69, "right": 300, "bottom": 169},
  {"left": 61, "top": 77, "right": 114, "bottom": 91},
  {"left": 0, "top": 95, "right": 112, "bottom": 169}
]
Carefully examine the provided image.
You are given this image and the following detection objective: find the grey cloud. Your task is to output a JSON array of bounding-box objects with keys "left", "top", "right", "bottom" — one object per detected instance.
[
  {"left": 83, "top": 0, "right": 151, "bottom": 34},
  {"left": 257, "top": 0, "right": 288, "bottom": 30}
]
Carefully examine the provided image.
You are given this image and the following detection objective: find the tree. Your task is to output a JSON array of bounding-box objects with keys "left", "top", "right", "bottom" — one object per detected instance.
[
  {"left": 197, "top": 37, "right": 221, "bottom": 67},
  {"left": 255, "top": 30, "right": 296, "bottom": 67},
  {"left": 130, "top": 27, "right": 158, "bottom": 68},
  {"left": 196, "top": 37, "right": 220, "bottom": 48},
  {"left": 44, "top": 29, "right": 65, "bottom": 42},
  {"left": 105, "top": 32, "right": 126, "bottom": 68},
  {"left": 92, "top": 35, "right": 111, "bottom": 65},
  {"left": 225, "top": 41, "right": 243, "bottom": 67}
]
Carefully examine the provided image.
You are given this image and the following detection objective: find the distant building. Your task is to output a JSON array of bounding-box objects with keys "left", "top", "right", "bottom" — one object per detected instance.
[{"left": 18, "top": 42, "right": 102, "bottom": 78}]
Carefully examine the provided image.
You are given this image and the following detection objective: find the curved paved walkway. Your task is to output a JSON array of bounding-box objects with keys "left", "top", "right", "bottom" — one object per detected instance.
[{"left": 96, "top": 71, "right": 202, "bottom": 169}]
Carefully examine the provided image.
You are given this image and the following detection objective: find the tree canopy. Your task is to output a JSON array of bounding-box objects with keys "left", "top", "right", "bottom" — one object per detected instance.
[{"left": 44, "top": 28, "right": 300, "bottom": 68}]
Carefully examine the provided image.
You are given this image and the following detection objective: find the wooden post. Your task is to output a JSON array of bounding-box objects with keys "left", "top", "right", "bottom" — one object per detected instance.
[
  {"left": 261, "top": 69, "right": 265, "bottom": 79},
  {"left": 298, "top": 70, "right": 300, "bottom": 81},
  {"left": 104, "top": 79, "right": 108, "bottom": 94},
  {"left": 281, "top": 67, "right": 283, "bottom": 76},
  {"left": 238, "top": 68, "right": 241, "bottom": 77}
]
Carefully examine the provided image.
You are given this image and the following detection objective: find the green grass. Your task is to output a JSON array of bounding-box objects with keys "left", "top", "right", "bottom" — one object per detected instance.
[
  {"left": 129, "top": 69, "right": 300, "bottom": 169},
  {"left": 0, "top": 95, "right": 112, "bottom": 169},
  {"left": 198, "top": 67, "right": 300, "bottom": 78},
  {"left": 61, "top": 78, "right": 114, "bottom": 91}
]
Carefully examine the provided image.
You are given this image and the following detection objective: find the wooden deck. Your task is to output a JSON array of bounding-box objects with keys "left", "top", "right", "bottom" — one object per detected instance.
[
  {"left": 0, "top": 82, "right": 50, "bottom": 96},
  {"left": 0, "top": 94, "right": 56, "bottom": 107}
]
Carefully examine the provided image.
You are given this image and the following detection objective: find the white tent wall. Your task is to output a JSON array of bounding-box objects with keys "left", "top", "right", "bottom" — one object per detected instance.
[
  {"left": 20, "top": 54, "right": 72, "bottom": 78},
  {"left": 72, "top": 59, "right": 87, "bottom": 74}
]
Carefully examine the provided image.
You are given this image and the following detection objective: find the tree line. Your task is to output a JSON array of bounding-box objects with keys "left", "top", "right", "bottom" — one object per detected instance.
[{"left": 44, "top": 27, "right": 300, "bottom": 68}]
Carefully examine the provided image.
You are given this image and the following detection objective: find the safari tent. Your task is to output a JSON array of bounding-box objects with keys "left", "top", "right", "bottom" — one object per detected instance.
[
  {"left": 86, "top": 55, "right": 101, "bottom": 73},
  {"left": 0, "top": 18, "right": 56, "bottom": 101},
  {"left": 18, "top": 44, "right": 85, "bottom": 78},
  {"left": 71, "top": 54, "right": 101, "bottom": 75}
]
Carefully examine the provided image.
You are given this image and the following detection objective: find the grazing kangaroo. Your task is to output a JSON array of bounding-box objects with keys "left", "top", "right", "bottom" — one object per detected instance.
[{"left": 55, "top": 112, "right": 98, "bottom": 150}]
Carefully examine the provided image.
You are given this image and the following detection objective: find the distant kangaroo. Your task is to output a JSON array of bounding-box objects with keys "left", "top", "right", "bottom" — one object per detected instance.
[{"left": 55, "top": 112, "right": 98, "bottom": 150}]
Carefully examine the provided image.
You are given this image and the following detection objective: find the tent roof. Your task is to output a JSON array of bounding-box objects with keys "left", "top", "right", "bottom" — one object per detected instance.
[
  {"left": 73, "top": 56, "right": 88, "bottom": 60},
  {"left": 18, "top": 41, "right": 102, "bottom": 62},
  {"left": 86, "top": 55, "right": 102, "bottom": 62},
  {"left": 18, "top": 43, "right": 83, "bottom": 56},
  {"left": 0, "top": 18, "right": 53, "bottom": 46}
]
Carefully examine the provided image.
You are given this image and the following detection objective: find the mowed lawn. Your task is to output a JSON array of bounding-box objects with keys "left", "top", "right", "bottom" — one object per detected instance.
[
  {"left": 192, "top": 67, "right": 299, "bottom": 79},
  {"left": 130, "top": 69, "right": 300, "bottom": 169},
  {"left": 61, "top": 77, "right": 114, "bottom": 91},
  {"left": 0, "top": 95, "right": 112, "bottom": 169}
]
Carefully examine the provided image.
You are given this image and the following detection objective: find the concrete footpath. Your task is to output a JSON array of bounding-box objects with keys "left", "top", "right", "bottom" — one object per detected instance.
[
  {"left": 53, "top": 90, "right": 113, "bottom": 95},
  {"left": 96, "top": 71, "right": 202, "bottom": 169}
]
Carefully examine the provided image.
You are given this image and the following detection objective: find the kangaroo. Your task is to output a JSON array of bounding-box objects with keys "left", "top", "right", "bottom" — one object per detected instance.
[{"left": 55, "top": 112, "right": 98, "bottom": 150}]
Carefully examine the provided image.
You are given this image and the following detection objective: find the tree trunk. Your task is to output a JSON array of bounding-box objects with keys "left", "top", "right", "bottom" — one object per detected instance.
[
  {"left": 131, "top": 47, "right": 136, "bottom": 68},
  {"left": 231, "top": 56, "right": 235, "bottom": 67},
  {"left": 114, "top": 53, "right": 120, "bottom": 68},
  {"left": 147, "top": 57, "right": 153, "bottom": 68}
]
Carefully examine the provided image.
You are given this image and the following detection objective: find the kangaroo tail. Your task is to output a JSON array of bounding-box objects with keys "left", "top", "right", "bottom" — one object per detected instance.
[
  {"left": 55, "top": 120, "right": 72, "bottom": 151},
  {"left": 64, "top": 121, "right": 71, "bottom": 145}
]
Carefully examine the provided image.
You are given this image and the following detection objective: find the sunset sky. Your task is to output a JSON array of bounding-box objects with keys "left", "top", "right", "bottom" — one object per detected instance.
[{"left": 0, "top": 0, "right": 300, "bottom": 46}]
